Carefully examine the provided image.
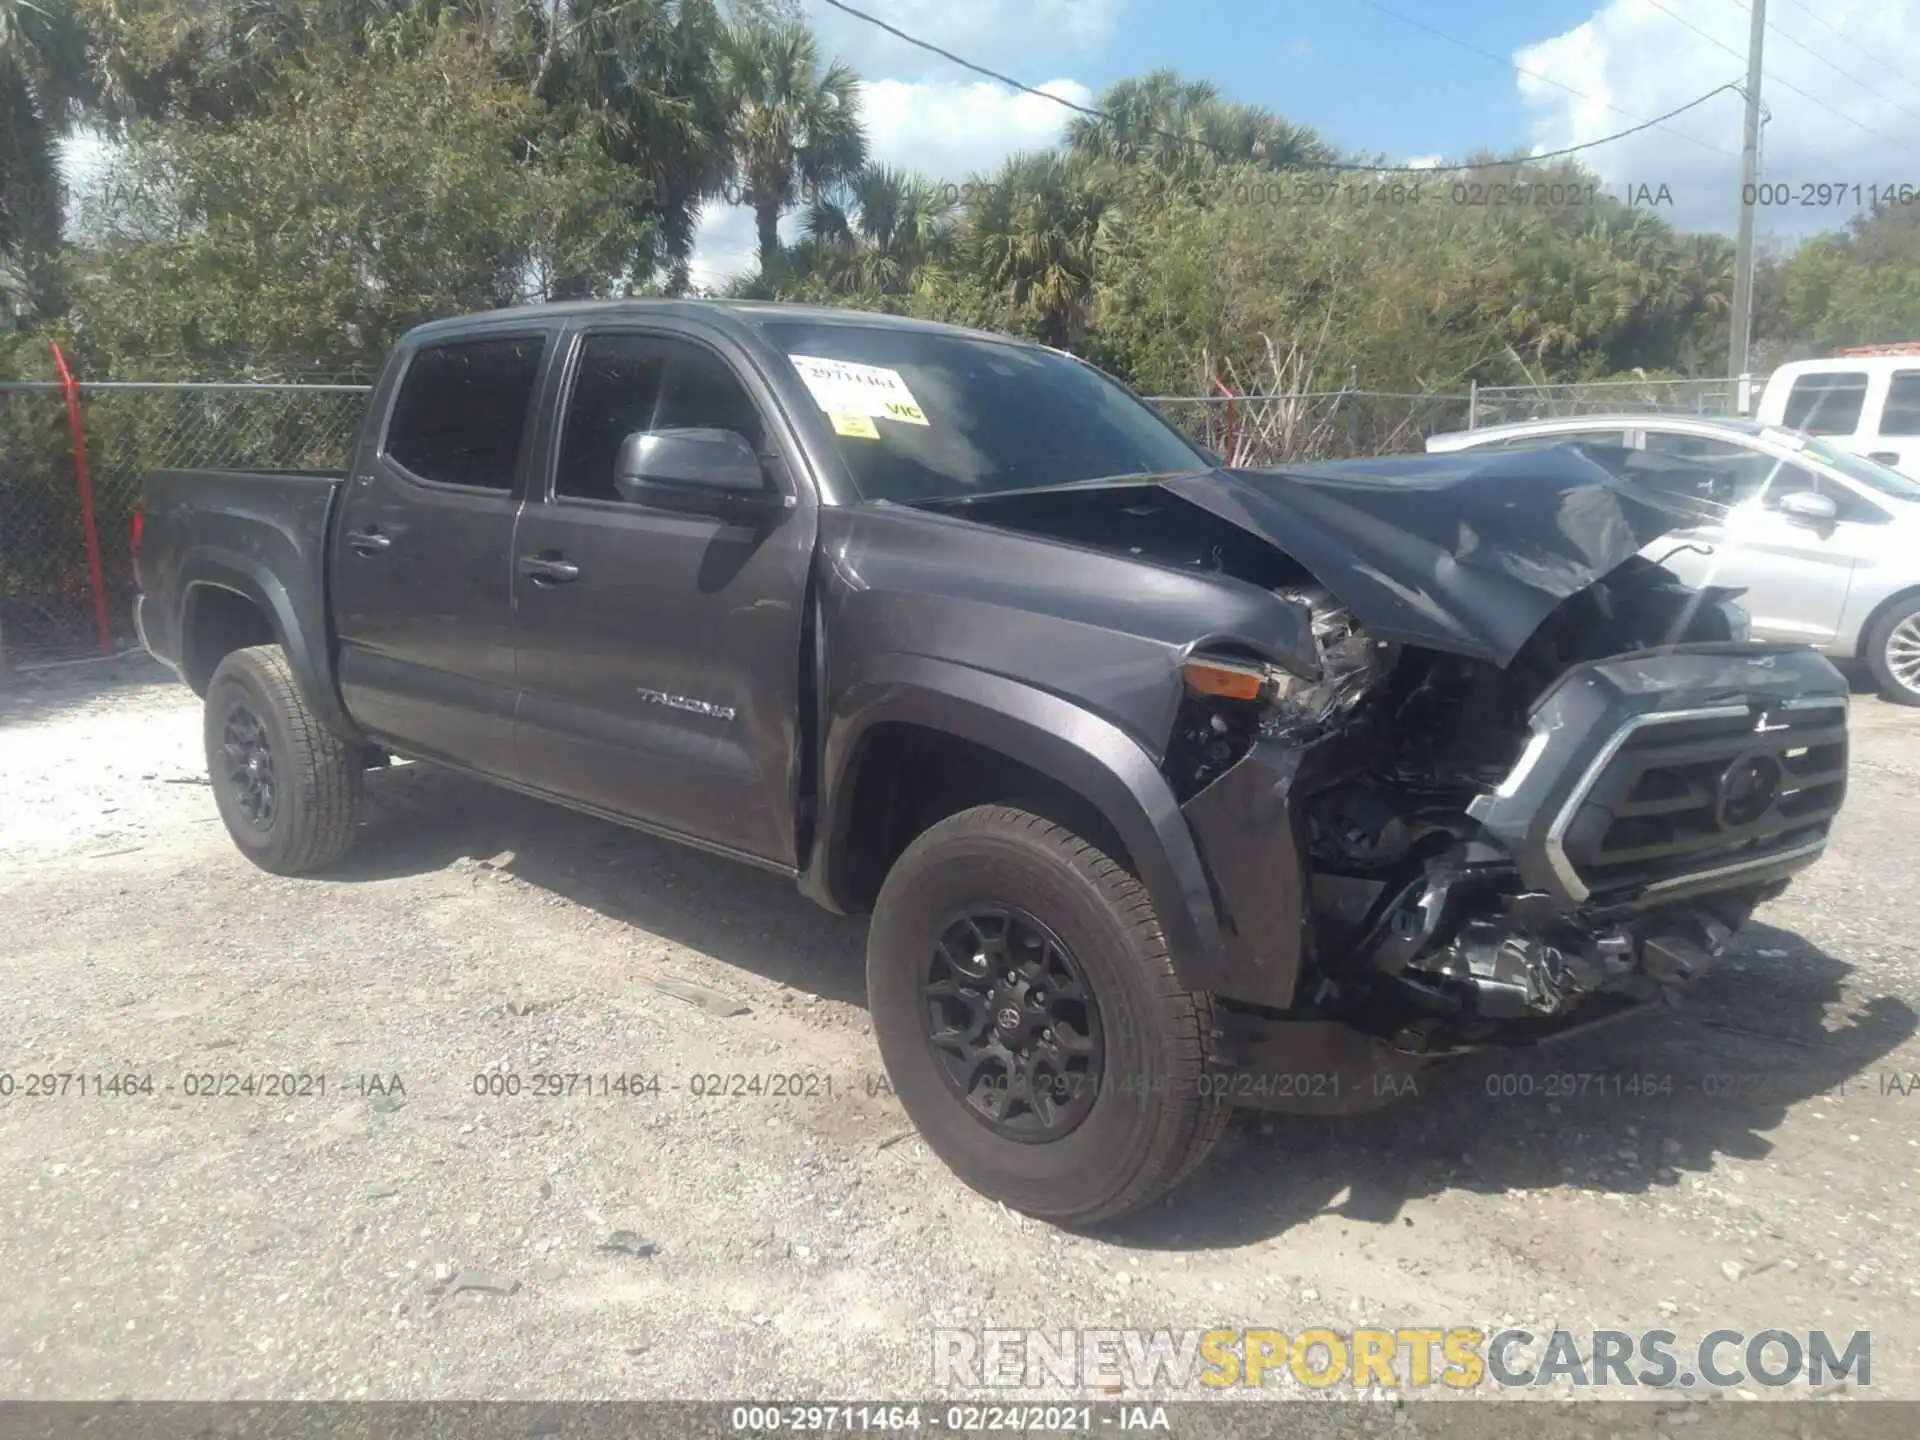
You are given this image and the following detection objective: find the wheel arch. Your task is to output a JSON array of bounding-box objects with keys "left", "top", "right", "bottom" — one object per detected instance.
[
  {"left": 174, "top": 549, "right": 358, "bottom": 741},
  {"left": 805, "top": 654, "right": 1231, "bottom": 991},
  {"left": 1855, "top": 583, "right": 1920, "bottom": 660}
]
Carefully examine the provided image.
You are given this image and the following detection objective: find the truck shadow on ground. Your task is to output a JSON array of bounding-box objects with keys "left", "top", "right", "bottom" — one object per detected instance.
[
  {"left": 331, "top": 757, "right": 871, "bottom": 1006},
  {"left": 331, "top": 762, "right": 1916, "bottom": 1248},
  {"left": 1111, "top": 920, "right": 1917, "bottom": 1249}
]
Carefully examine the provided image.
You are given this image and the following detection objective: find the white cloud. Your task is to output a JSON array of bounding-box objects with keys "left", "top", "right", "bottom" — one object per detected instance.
[
  {"left": 1403, "top": 154, "right": 1446, "bottom": 171},
  {"left": 687, "top": 204, "right": 764, "bottom": 291},
  {"left": 687, "top": 76, "right": 1092, "bottom": 289},
  {"left": 860, "top": 77, "right": 1093, "bottom": 177},
  {"left": 802, "top": 0, "right": 1121, "bottom": 79},
  {"left": 1516, "top": 0, "right": 1920, "bottom": 235}
]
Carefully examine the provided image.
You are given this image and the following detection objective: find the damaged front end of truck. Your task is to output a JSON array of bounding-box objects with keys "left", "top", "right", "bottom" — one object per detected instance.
[{"left": 933, "top": 446, "right": 1852, "bottom": 1111}]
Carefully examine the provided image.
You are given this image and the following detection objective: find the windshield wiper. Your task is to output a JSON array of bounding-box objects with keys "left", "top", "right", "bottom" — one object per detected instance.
[{"left": 905, "top": 471, "right": 1194, "bottom": 509}]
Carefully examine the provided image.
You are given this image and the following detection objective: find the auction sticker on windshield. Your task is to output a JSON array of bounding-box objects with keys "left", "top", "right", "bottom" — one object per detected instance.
[
  {"left": 830, "top": 412, "right": 880, "bottom": 439},
  {"left": 789, "top": 354, "right": 930, "bottom": 425}
]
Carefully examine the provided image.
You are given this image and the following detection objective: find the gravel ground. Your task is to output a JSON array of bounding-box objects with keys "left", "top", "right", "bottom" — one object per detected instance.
[{"left": 1, "top": 656, "right": 1917, "bottom": 1413}]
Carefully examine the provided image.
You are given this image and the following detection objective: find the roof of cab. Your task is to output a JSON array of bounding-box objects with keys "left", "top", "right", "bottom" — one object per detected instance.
[{"left": 398, "top": 298, "right": 1031, "bottom": 349}]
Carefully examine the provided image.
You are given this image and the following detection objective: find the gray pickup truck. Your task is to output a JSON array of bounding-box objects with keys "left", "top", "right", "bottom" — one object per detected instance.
[{"left": 135, "top": 300, "right": 1851, "bottom": 1223}]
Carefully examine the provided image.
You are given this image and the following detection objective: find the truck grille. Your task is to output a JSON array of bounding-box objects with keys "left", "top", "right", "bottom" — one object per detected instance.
[{"left": 1550, "top": 698, "right": 1848, "bottom": 899}]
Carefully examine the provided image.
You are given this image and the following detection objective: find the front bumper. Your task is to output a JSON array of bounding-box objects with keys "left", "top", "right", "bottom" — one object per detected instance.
[
  {"left": 1468, "top": 644, "right": 1848, "bottom": 909},
  {"left": 1184, "top": 642, "right": 1850, "bottom": 1060}
]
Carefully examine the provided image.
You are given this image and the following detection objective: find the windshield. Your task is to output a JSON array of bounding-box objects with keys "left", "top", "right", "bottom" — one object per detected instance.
[
  {"left": 1797, "top": 435, "right": 1920, "bottom": 501},
  {"left": 756, "top": 321, "right": 1208, "bottom": 502}
]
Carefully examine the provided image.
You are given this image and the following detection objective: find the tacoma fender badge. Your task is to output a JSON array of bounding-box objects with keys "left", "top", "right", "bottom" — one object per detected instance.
[{"left": 636, "top": 687, "right": 737, "bottom": 721}]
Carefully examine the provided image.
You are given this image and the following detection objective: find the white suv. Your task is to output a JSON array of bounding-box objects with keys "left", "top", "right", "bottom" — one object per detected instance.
[{"left": 1426, "top": 414, "right": 1920, "bottom": 704}]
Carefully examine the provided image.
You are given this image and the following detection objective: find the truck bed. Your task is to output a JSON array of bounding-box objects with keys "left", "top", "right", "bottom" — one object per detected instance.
[{"left": 135, "top": 467, "right": 347, "bottom": 706}]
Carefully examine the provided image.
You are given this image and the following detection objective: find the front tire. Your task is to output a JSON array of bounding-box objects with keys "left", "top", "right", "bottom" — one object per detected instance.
[
  {"left": 204, "top": 645, "right": 363, "bottom": 874},
  {"left": 1866, "top": 595, "right": 1920, "bottom": 707},
  {"left": 866, "top": 805, "right": 1228, "bottom": 1225}
]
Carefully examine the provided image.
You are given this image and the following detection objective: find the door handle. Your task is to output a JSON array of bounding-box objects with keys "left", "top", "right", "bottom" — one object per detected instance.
[
  {"left": 344, "top": 529, "right": 391, "bottom": 555},
  {"left": 1868, "top": 452, "right": 1900, "bottom": 465},
  {"left": 518, "top": 553, "right": 581, "bottom": 584}
]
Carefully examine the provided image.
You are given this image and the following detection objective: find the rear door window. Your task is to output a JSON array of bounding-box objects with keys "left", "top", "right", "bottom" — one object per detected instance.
[
  {"left": 1881, "top": 370, "right": 1920, "bottom": 437},
  {"left": 1781, "top": 371, "right": 1869, "bottom": 436},
  {"left": 385, "top": 336, "right": 547, "bottom": 490}
]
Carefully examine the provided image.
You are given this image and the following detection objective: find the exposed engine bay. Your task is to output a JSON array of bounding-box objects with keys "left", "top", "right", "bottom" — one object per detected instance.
[
  {"left": 934, "top": 470, "right": 1849, "bottom": 1059},
  {"left": 1169, "top": 548, "right": 1840, "bottom": 1056}
]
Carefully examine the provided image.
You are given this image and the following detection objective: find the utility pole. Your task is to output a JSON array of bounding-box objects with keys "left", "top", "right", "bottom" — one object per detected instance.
[{"left": 1728, "top": 0, "right": 1768, "bottom": 384}]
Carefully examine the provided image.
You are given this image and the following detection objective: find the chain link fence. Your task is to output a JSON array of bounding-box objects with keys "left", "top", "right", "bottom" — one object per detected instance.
[
  {"left": 1, "top": 382, "right": 368, "bottom": 668},
  {"left": 1468, "top": 377, "right": 1748, "bottom": 430},
  {"left": 3, "top": 374, "right": 1744, "bottom": 668},
  {"left": 1149, "top": 390, "right": 1474, "bottom": 468}
]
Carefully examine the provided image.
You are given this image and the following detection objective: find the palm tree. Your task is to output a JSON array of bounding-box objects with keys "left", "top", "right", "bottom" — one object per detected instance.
[
  {"left": 1, "top": 0, "right": 88, "bottom": 314},
  {"left": 719, "top": 18, "right": 865, "bottom": 284},
  {"left": 796, "top": 164, "right": 954, "bottom": 294},
  {"left": 1066, "top": 70, "right": 1335, "bottom": 185},
  {"left": 529, "top": 0, "right": 735, "bottom": 290},
  {"left": 962, "top": 151, "right": 1109, "bottom": 350}
]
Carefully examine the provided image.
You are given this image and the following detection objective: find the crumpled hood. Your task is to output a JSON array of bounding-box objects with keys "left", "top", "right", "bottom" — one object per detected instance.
[{"left": 1157, "top": 446, "right": 1704, "bottom": 666}]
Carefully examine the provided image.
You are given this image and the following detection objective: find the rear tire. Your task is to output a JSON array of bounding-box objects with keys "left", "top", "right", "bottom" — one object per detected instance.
[
  {"left": 1865, "top": 595, "right": 1920, "bottom": 706},
  {"left": 204, "top": 645, "right": 363, "bottom": 874},
  {"left": 866, "top": 804, "right": 1228, "bottom": 1225}
]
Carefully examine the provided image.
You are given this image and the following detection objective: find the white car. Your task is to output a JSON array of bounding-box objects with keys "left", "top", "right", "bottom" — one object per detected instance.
[
  {"left": 1755, "top": 354, "right": 1920, "bottom": 478},
  {"left": 1426, "top": 414, "right": 1920, "bottom": 704}
]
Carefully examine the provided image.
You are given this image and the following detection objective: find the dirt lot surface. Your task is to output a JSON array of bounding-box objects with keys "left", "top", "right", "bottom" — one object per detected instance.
[{"left": 2, "top": 657, "right": 1917, "bottom": 1419}]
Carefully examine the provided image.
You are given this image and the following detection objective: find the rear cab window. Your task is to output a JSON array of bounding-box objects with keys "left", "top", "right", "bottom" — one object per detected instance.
[
  {"left": 384, "top": 335, "right": 547, "bottom": 490},
  {"left": 1781, "top": 370, "right": 1869, "bottom": 437}
]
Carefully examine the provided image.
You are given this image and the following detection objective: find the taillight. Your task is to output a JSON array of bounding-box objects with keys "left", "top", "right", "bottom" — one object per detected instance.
[{"left": 131, "top": 509, "right": 144, "bottom": 560}]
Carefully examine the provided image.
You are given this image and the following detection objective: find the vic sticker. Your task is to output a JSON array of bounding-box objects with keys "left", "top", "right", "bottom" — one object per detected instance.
[{"left": 789, "top": 355, "right": 930, "bottom": 425}]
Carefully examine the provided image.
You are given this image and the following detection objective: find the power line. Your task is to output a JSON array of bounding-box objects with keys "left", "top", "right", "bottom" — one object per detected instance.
[
  {"left": 1770, "top": 0, "right": 1920, "bottom": 91},
  {"left": 818, "top": 0, "right": 1743, "bottom": 172},
  {"left": 1754, "top": 8, "right": 1920, "bottom": 127},
  {"left": 1642, "top": 0, "right": 1920, "bottom": 157}
]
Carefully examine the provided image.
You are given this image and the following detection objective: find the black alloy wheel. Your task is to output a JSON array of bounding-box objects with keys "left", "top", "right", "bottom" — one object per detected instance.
[
  {"left": 924, "top": 907, "right": 1104, "bottom": 1141},
  {"left": 219, "top": 702, "right": 278, "bottom": 829},
  {"left": 202, "top": 645, "right": 363, "bottom": 874}
]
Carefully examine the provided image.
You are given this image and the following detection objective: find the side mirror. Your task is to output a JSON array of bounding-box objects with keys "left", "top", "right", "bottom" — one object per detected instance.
[
  {"left": 612, "top": 428, "right": 788, "bottom": 519},
  {"left": 1775, "top": 489, "right": 1838, "bottom": 525}
]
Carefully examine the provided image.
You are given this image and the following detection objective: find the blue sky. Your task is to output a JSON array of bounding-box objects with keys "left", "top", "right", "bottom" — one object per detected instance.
[{"left": 692, "top": 0, "right": 1920, "bottom": 283}]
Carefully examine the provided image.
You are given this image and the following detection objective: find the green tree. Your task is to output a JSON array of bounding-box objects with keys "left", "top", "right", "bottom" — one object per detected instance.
[
  {"left": 1758, "top": 199, "right": 1920, "bottom": 359},
  {"left": 524, "top": 0, "right": 735, "bottom": 291},
  {"left": 70, "top": 27, "right": 650, "bottom": 376},
  {"left": 960, "top": 150, "right": 1109, "bottom": 350},
  {"left": 792, "top": 163, "right": 954, "bottom": 295},
  {"left": 1065, "top": 69, "right": 1334, "bottom": 191},
  {"left": 718, "top": 16, "right": 865, "bottom": 284},
  {"left": 1, "top": 0, "right": 90, "bottom": 316}
]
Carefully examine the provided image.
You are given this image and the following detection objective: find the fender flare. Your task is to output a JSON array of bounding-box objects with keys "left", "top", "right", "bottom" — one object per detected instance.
[
  {"left": 175, "top": 548, "right": 359, "bottom": 742},
  {"left": 811, "top": 653, "right": 1231, "bottom": 990}
]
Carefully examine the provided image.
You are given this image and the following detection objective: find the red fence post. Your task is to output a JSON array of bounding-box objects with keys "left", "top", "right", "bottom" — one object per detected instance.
[{"left": 49, "top": 341, "right": 112, "bottom": 657}]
